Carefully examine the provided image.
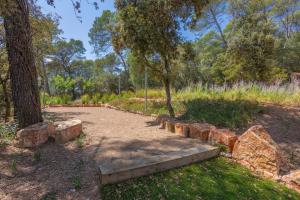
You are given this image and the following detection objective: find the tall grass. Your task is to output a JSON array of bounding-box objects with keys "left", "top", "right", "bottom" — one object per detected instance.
[
  {"left": 107, "top": 82, "right": 299, "bottom": 129},
  {"left": 175, "top": 82, "right": 300, "bottom": 106}
]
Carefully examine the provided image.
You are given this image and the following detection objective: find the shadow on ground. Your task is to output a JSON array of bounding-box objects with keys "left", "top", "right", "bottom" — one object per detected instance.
[
  {"left": 0, "top": 134, "right": 208, "bottom": 200},
  {"left": 177, "top": 98, "right": 263, "bottom": 129}
]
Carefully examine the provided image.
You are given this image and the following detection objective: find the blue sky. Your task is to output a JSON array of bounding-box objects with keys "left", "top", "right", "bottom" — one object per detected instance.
[{"left": 37, "top": 0, "right": 198, "bottom": 60}]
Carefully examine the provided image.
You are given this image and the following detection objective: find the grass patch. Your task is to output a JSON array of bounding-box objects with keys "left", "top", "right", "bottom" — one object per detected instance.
[
  {"left": 75, "top": 133, "right": 86, "bottom": 149},
  {"left": 41, "top": 192, "right": 57, "bottom": 200},
  {"left": 0, "top": 123, "right": 17, "bottom": 148},
  {"left": 33, "top": 151, "right": 42, "bottom": 163},
  {"left": 178, "top": 99, "right": 262, "bottom": 129},
  {"left": 102, "top": 158, "right": 300, "bottom": 200},
  {"left": 108, "top": 97, "right": 262, "bottom": 129},
  {"left": 10, "top": 160, "right": 17, "bottom": 173},
  {"left": 72, "top": 175, "right": 82, "bottom": 190}
]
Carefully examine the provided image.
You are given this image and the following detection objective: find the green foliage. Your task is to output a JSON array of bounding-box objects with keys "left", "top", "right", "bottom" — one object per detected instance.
[
  {"left": 179, "top": 98, "right": 260, "bottom": 129},
  {"left": 75, "top": 133, "right": 85, "bottom": 149},
  {"left": 33, "top": 151, "right": 42, "bottom": 163},
  {"left": 0, "top": 123, "right": 17, "bottom": 147},
  {"left": 43, "top": 95, "right": 72, "bottom": 105},
  {"left": 91, "top": 93, "right": 101, "bottom": 104},
  {"left": 51, "top": 75, "right": 76, "bottom": 95},
  {"left": 102, "top": 158, "right": 300, "bottom": 200},
  {"left": 105, "top": 83, "right": 299, "bottom": 129},
  {"left": 41, "top": 192, "right": 57, "bottom": 200},
  {"left": 101, "top": 93, "right": 118, "bottom": 103},
  {"left": 72, "top": 176, "right": 82, "bottom": 190},
  {"left": 89, "top": 10, "right": 115, "bottom": 56},
  {"left": 80, "top": 94, "right": 90, "bottom": 105},
  {"left": 10, "top": 160, "right": 17, "bottom": 173}
]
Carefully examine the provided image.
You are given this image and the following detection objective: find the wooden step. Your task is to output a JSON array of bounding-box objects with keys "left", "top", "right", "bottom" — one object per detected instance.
[{"left": 99, "top": 144, "right": 219, "bottom": 185}]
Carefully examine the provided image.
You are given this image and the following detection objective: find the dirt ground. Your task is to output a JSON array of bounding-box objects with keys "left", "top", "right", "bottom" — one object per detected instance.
[
  {"left": 249, "top": 104, "right": 300, "bottom": 170},
  {"left": 0, "top": 107, "right": 205, "bottom": 200},
  {"left": 1, "top": 105, "right": 300, "bottom": 200}
]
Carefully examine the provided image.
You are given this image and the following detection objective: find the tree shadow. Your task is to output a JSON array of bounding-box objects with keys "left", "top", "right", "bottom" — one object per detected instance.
[{"left": 0, "top": 133, "right": 207, "bottom": 200}]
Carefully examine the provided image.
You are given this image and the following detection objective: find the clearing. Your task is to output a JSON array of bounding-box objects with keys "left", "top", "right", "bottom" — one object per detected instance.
[{"left": 0, "top": 107, "right": 299, "bottom": 200}]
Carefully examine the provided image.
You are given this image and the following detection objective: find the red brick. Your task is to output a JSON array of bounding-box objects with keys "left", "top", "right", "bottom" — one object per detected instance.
[{"left": 209, "top": 129, "right": 238, "bottom": 152}]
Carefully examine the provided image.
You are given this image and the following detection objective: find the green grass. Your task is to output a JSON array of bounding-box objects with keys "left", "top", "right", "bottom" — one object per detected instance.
[
  {"left": 0, "top": 123, "right": 17, "bottom": 148},
  {"left": 108, "top": 97, "right": 262, "bottom": 129},
  {"left": 104, "top": 83, "right": 299, "bottom": 129},
  {"left": 75, "top": 133, "right": 86, "bottom": 149},
  {"left": 102, "top": 158, "right": 300, "bottom": 200}
]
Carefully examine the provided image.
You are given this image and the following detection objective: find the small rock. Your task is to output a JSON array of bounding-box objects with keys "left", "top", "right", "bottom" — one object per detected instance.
[{"left": 209, "top": 128, "right": 238, "bottom": 152}]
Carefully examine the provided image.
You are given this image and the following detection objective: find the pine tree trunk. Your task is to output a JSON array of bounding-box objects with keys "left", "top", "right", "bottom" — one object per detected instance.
[
  {"left": 3, "top": 0, "right": 43, "bottom": 128},
  {"left": 1, "top": 82, "right": 11, "bottom": 122}
]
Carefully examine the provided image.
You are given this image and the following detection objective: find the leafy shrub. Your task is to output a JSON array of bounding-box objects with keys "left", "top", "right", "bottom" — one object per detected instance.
[
  {"left": 81, "top": 94, "right": 90, "bottom": 104},
  {"left": 91, "top": 93, "right": 101, "bottom": 104},
  {"left": 43, "top": 95, "right": 72, "bottom": 105},
  {"left": 61, "top": 94, "right": 72, "bottom": 104},
  {"left": 51, "top": 75, "right": 76, "bottom": 95},
  {"left": 101, "top": 93, "right": 110, "bottom": 103}
]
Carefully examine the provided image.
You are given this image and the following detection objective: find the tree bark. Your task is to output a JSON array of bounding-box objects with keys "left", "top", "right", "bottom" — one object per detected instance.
[
  {"left": 209, "top": 7, "right": 227, "bottom": 47},
  {"left": 163, "top": 57, "right": 175, "bottom": 118},
  {"left": 163, "top": 77, "right": 175, "bottom": 118},
  {"left": 1, "top": 81, "right": 11, "bottom": 122},
  {"left": 117, "top": 52, "right": 130, "bottom": 91},
  {"left": 3, "top": 0, "right": 43, "bottom": 128},
  {"left": 41, "top": 59, "right": 51, "bottom": 95}
]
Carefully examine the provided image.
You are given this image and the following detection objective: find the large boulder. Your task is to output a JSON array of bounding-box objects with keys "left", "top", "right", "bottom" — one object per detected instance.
[
  {"left": 232, "top": 125, "right": 284, "bottom": 178},
  {"left": 55, "top": 119, "right": 83, "bottom": 143},
  {"left": 13, "top": 122, "right": 56, "bottom": 148},
  {"left": 209, "top": 129, "right": 238, "bottom": 152},
  {"left": 189, "top": 123, "right": 215, "bottom": 142}
]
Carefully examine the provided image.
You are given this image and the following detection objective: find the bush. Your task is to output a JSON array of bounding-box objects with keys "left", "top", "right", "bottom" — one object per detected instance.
[
  {"left": 43, "top": 95, "right": 72, "bottom": 105},
  {"left": 81, "top": 94, "right": 90, "bottom": 104},
  {"left": 61, "top": 94, "right": 72, "bottom": 105},
  {"left": 101, "top": 93, "right": 119, "bottom": 103},
  {"left": 91, "top": 93, "right": 101, "bottom": 104}
]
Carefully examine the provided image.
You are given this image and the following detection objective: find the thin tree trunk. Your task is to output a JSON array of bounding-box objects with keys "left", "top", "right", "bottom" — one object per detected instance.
[
  {"left": 163, "top": 77, "right": 175, "bottom": 118},
  {"left": 41, "top": 59, "right": 51, "bottom": 95},
  {"left": 3, "top": 0, "right": 43, "bottom": 128},
  {"left": 209, "top": 7, "right": 227, "bottom": 47},
  {"left": 117, "top": 52, "right": 130, "bottom": 90},
  {"left": 163, "top": 57, "right": 175, "bottom": 118}
]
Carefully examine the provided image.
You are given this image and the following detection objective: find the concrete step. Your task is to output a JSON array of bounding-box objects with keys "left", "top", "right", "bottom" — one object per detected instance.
[{"left": 99, "top": 144, "right": 219, "bottom": 185}]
